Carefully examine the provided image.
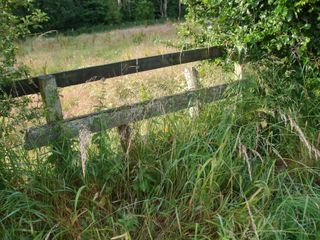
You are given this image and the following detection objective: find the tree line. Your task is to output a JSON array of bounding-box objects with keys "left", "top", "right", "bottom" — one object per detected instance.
[{"left": 15, "top": 0, "right": 184, "bottom": 32}]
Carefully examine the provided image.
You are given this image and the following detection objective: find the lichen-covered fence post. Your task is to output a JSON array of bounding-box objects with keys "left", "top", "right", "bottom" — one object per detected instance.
[
  {"left": 39, "top": 75, "right": 63, "bottom": 123},
  {"left": 39, "top": 74, "right": 78, "bottom": 169}
]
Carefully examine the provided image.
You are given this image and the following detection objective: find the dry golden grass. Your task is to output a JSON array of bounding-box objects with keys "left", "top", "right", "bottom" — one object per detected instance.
[{"left": 17, "top": 22, "right": 226, "bottom": 118}]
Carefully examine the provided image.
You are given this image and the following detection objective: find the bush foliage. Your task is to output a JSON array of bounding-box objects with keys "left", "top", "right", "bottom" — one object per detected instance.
[
  {"left": 181, "top": 0, "right": 320, "bottom": 64},
  {"left": 180, "top": 0, "right": 320, "bottom": 116}
]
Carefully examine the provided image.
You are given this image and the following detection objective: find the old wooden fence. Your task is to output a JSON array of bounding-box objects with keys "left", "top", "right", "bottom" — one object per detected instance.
[{"left": 2, "top": 47, "right": 228, "bottom": 150}]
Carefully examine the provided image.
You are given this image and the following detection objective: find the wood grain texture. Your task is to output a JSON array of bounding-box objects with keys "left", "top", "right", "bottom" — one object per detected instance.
[
  {"left": 2, "top": 47, "right": 224, "bottom": 97},
  {"left": 25, "top": 83, "right": 228, "bottom": 149}
]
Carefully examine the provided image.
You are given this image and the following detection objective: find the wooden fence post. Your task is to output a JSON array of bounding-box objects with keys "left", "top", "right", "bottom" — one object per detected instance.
[
  {"left": 184, "top": 67, "right": 200, "bottom": 118},
  {"left": 39, "top": 75, "right": 66, "bottom": 166},
  {"left": 39, "top": 75, "right": 63, "bottom": 123},
  {"left": 39, "top": 74, "right": 132, "bottom": 156}
]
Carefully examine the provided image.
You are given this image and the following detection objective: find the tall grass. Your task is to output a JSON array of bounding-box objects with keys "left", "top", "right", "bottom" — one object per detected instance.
[{"left": 1, "top": 60, "right": 319, "bottom": 239}]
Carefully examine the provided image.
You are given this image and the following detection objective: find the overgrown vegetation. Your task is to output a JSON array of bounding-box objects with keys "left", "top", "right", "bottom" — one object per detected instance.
[
  {"left": 1, "top": 0, "right": 320, "bottom": 239},
  {"left": 180, "top": 0, "right": 320, "bottom": 103}
]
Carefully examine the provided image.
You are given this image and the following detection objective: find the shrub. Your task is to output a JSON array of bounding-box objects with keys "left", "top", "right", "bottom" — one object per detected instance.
[
  {"left": 104, "top": 0, "right": 122, "bottom": 24},
  {"left": 133, "top": 0, "right": 155, "bottom": 21},
  {"left": 180, "top": 0, "right": 320, "bottom": 115},
  {"left": 181, "top": 0, "right": 320, "bottom": 64},
  {"left": 35, "top": 0, "right": 80, "bottom": 30},
  {"left": 34, "top": 0, "right": 122, "bottom": 31},
  {"left": 80, "top": 0, "right": 122, "bottom": 25},
  {"left": 0, "top": 0, "right": 47, "bottom": 188}
]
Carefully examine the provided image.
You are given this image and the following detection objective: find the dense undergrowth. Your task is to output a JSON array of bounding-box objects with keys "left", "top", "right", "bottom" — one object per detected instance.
[
  {"left": 1, "top": 1, "right": 320, "bottom": 239},
  {"left": 1, "top": 61, "right": 320, "bottom": 239}
]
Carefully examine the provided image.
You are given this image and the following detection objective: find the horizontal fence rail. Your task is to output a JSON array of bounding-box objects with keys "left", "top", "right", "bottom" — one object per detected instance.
[
  {"left": 2, "top": 47, "right": 224, "bottom": 97},
  {"left": 25, "top": 83, "right": 228, "bottom": 149}
]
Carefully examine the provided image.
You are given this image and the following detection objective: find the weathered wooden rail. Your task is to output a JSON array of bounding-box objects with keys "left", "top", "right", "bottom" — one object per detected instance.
[
  {"left": 2, "top": 47, "right": 224, "bottom": 97},
  {"left": 1, "top": 47, "right": 227, "bottom": 150},
  {"left": 25, "top": 84, "right": 227, "bottom": 149}
]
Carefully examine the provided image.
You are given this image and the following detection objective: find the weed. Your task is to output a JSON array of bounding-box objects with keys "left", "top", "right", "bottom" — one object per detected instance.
[{"left": 132, "top": 32, "right": 146, "bottom": 44}]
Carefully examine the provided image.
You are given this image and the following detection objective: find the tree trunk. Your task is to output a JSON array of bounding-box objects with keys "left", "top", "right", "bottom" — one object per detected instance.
[
  {"left": 160, "top": 0, "right": 163, "bottom": 17},
  {"left": 178, "top": 0, "right": 181, "bottom": 20},
  {"left": 163, "top": 0, "right": 168, "bottom": 18}
]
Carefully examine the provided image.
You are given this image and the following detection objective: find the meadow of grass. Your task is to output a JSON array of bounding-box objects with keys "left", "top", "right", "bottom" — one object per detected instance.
[
  {"left": 1, "top": 23, "right": 320, "bottom": 239},
  {"left": 16, "top": 22, "right": 226, "bottom": 118}
]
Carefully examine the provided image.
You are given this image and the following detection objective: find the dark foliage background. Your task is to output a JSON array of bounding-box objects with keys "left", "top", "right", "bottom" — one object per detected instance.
[{"left": 14, "top": 0, "right": 185, "bottom": 32}]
